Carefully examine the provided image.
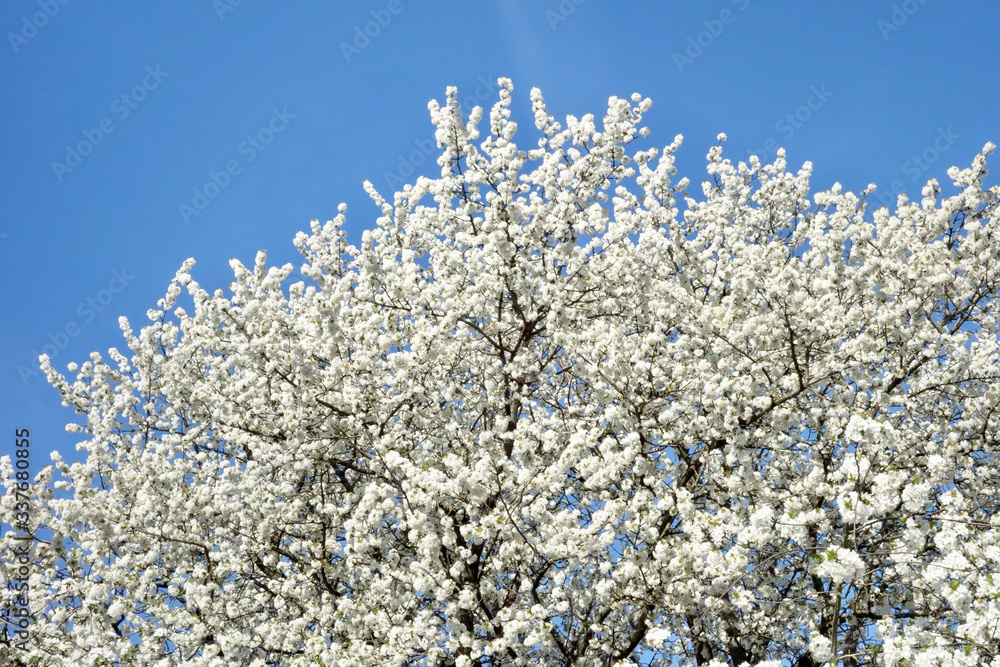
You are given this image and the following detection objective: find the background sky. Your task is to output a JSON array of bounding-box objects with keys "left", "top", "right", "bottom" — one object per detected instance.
[{"left": 1, "top": 1, "right": 998, "bottom": 472}]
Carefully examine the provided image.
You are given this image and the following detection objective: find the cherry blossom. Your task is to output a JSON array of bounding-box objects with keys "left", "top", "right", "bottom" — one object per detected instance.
[{"left": 3, "top": 79, "right": 999, "bottom": 667}]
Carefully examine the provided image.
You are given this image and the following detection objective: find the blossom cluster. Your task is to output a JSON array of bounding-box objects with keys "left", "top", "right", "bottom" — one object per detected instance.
[{"left": 2, "top": 79, "right": 999, "bottom": 666}]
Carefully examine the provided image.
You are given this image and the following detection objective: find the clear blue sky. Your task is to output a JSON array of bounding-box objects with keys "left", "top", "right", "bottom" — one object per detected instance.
[{"left": 1, "top": 1, "right": 998, "bottom": 469}]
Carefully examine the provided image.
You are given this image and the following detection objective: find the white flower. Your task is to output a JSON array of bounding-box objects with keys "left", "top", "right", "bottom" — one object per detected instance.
[
  {"left": 810, "top": 633, "right": 833, "bottom": 662},
  {"left": 814, "top": 547, "right": 867, "bottom": 582},
  {"left": 646, "top": 627, "right": 671, "bottom": 648}
]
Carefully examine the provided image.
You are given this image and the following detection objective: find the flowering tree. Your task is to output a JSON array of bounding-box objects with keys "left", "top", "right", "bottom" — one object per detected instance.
[{"left": 3, "top": 79, "right": 1000, "bottom": 667}]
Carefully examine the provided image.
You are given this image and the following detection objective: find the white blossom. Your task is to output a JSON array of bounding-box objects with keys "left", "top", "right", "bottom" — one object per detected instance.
[{"left": 3, "top": 80, "right": 1000, "bottom": 667}]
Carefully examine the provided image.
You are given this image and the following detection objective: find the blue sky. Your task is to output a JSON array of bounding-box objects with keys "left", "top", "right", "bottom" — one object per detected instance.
[{"left": 1, "top": 1, "right": 998, "bottom": 472}]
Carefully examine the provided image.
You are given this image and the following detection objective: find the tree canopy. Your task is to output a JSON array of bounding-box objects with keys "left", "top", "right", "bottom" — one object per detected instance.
[{"left": 4, "top": 79, "right": 1000, "bottom": 667}]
